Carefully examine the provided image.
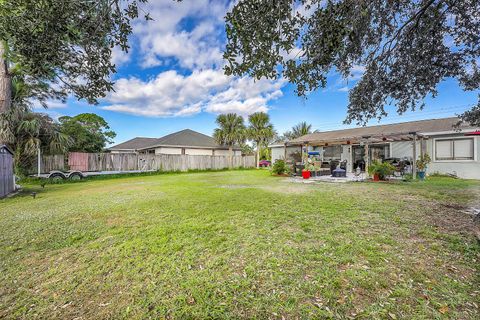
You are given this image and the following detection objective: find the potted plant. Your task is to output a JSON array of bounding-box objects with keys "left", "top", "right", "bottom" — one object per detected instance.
[
  {"left": 367, "top": 161, "right": 395, "bottom": 181},
  {"left": 416, "top": 153, "right": 431, "bottom": 180},
  {"left": 301, "top": 168, "right": 310, "bottom": 179}
]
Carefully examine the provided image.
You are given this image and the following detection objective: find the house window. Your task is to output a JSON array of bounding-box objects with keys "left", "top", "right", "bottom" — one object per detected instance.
[
  {"left": 435, "top": 138, "right": 474, "bottom": 161},
  {"left": 323, "top": 145, "right": 342, "bottom": 161}
]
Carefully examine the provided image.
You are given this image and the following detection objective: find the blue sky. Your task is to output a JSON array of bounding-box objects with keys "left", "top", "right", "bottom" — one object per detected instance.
[{"left": 35, "top": 0, "right": 478, "bottom": 145}]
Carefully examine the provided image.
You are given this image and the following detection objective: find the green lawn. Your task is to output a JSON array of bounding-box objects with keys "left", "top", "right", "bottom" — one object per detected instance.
[{"left": 1, "top": 171, "right": 479, "bottom": 319}]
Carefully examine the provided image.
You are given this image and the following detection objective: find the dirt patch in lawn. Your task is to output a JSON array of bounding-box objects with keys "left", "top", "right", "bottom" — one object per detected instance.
[
  {"left": 260, "top": 183, "right": 315, "bottom": 195},
  {"left": 217, "top": 184, "right": 252, "bottom": 189}
]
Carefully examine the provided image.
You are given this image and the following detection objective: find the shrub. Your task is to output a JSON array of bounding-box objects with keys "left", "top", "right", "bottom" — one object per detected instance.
[
  {"left": 367, "top": 160, "right": 396, "bottom": 180},
  {"left": 416, "top": 153, "right": 431, "bottom": 171},
  {"left": 271, "top": 159, "right": 289, "bottom": 175}
]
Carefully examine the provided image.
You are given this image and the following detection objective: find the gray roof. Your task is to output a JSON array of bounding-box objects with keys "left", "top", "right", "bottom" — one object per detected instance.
[
  {"left": 108, "top": 137, "right": 159, "bottom": 151},
  {"left": 109, "top": 129, "right": 241, "bottom": 151},
  {"left": 290, "top": 117, "right": 475, "bottom": 144}
]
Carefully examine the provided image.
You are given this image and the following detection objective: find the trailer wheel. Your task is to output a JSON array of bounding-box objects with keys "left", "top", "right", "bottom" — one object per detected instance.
[
  {"left": 49, "top": 172, "right": 66, "bottom": 181},
  {"left": 69, "top": 172, "right": 83, "bottom": 180}
]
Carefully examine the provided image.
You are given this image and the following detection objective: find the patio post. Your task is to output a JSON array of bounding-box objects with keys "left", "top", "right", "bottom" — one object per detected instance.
[
  {"left": 364, "top": 142, "right": 369, "bottom": 175},
  {"left": 283, "top": 142, "right": 287, "bottom": 160},
  {"left": 411, "top": 132, "right": 417, "bottom": 179}
]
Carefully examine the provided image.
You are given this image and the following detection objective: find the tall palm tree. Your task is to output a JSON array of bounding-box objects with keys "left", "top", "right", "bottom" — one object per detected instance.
[
  {"left": 247, "top": 112, "right": 275, "bottom": 168},
  {"left": 213, "top": 113, "right": 246, "bottom": 168},
  {"left": 291, "top": 121, "right": 312, "bottom": 139}
]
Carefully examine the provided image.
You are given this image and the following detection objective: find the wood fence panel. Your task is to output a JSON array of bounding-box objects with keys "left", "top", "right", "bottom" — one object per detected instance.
[
  {"left": 44, "top": 152, "right": 258, "bottom": 173},
  {"left": 41, "top": 155, "right": 65, "bottom": 173},
  {"left": 0, "top": 152, "right": 14, "bottom": 198},
  {"left": 69, "top": 152, "right": 89, "bottom": 171}
]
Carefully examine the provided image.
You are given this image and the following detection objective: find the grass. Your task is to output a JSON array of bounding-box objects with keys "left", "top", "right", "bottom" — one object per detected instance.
[{"left": 1, "top": 171, "right": 479, "bottom": 319}]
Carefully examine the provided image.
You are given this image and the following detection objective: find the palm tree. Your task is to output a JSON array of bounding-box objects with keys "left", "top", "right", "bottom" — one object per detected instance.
[
  {"left": 0, "top": 76, "right": 71, "bottom": 174},
  {"left": 291, "top": 121, "right": 312, "bottom": 139},
  {"left": 247, "top": 112, "right": 275, "bottom": 168},
  {"left": 213, "top": 113, "right": 246, "bottom": 168}
]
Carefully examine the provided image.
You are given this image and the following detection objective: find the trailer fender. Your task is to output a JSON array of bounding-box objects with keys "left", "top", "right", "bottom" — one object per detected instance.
[
  {"left": 48, "top": 171, "right": 67, "bottom": 180},
  {"left": 67, "top": 171, "right": 84, "bottom": 180}
]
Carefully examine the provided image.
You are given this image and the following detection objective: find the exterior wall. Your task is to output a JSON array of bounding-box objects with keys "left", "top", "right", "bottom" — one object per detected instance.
[
  {"left": 155, "top": 147, "right": 182, "bottom": 155},
  {"left": 426, "top": 134, "right": 479, "bottom": 179},
  {"left": 271, "top": 146, "right": 302, "bottom": 163},
  {"left": 110, "top": 149, "right": 135, "bottom": 154},
  {"left": 214, "top": 149, "right": 229, "bottom": 156},
  {"left": 389, "top": 134, "right": 479, "bottom": 179},
  {"left": 213, "top": 149, "right": 241, "bottom": 156},
  {"left": 152, "top": 148, "right": 241, "bottom": 156},
  {"left": 390, "top": 141, "right": 420, "bottom": 160},
  {"left": 185, "top": 148, "right": 213, "bottom": 156}
]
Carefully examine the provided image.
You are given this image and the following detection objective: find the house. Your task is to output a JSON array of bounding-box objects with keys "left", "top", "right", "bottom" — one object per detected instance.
[
  {"left": 0, "top": 145, "right": 15, "bottom": 198},
  {"left": 108, "top": 129, "right": 242, "bottom": 156},
  {"left": 270, "top": 117, "right": 480, "bottom": 179}
]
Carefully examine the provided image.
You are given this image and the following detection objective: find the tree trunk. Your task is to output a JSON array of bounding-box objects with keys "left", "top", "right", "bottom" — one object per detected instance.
[
  {"left": 229, "top": 145, "right": 233, "bottom": 169},
  {"left": 256, "top": 145, "right": 260, "bottom": 169},
  {"left": 0, "top": 41, "right": 11, "bottom": 114}
]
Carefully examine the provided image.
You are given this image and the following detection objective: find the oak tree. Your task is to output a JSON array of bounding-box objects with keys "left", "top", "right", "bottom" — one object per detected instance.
[
  {"left": 224, "top": 0, "right": 480, "bottom": 126},
  {"left": 0, "top": 0, "right": 150, "bottom": 113}
]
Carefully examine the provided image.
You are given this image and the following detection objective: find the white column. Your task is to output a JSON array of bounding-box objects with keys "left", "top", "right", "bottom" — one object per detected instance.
[{"left": 412, "top": 134, "right": 417, "bottom": 179}]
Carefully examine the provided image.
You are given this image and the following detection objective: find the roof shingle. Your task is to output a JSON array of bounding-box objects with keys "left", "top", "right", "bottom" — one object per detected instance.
[
  {"left": 290, "top": 117, "right": 473, "bottom": 144},
  {"left": 109, "top": 129, "right": 240, "bottom": 151}
]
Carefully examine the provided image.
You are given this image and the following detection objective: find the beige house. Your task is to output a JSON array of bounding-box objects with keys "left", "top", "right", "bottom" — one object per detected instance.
[
  {"left": 109, "top": 129, "right": 242, "bottom": 156},
  {"left": 270, "top": 117, "right": 480, "bottom": 179}
]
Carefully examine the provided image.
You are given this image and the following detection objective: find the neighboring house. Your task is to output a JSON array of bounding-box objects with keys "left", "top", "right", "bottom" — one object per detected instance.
[
  {"left": 108, "top": 137, "right": 159, "bottom": 154},
  {"left": 108, "top": 129, "right": 242, "bottom": 156},
  {"left": 270, "top": 117, "right": 480, "bottom": 179},
  {"left": 0, "top": 145, "right": 15, "bottom": 198}
]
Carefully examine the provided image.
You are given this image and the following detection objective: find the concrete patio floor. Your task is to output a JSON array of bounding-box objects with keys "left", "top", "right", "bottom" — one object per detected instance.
[{"left": 288, "top": 172, "right": 367, "bottom": 183}]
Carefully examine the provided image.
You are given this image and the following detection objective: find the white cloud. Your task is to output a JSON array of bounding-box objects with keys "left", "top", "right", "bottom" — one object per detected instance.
[
  {"left": 338, "top": 86, "right": 349, "bottom": 92},
  {"left": 111, "top": 46, "right": 131, "bottom": 66},
  {"left": 100, "top": 0, "right": 287, "bottom": 118},
  {"left": 134, "top": 0, "right": 228, "bottom": 69},
  {"left": 31, "top": 99, "right": 67, "bottom": 110},
  {"left": 102, "top": 70, "right": 284, "bottom": 117}
]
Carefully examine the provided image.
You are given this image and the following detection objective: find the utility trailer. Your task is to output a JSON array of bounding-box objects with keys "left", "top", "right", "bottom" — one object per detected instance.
[{"left": 36, "top": 170, "right": 155, "bottom": 181}]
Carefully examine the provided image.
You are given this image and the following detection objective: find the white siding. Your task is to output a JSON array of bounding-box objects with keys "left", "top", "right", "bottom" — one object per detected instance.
[
  {"left": 214, "top": 149, "right": 230, "bottom": 156},
  {"left": 390, "top": 141, "right": 420, "bottom": 160},
  {"left": 110, "top": 150, "right": 135, "bottom": 154},
  {"left": 185, "top": 148, "right": 213, "bottom": 156},
  {"left": 427, "top": 135, "right": 480, "bottom": 179},
  {"left": 155, "top": 147, "right": 182, "bottom": 155}
]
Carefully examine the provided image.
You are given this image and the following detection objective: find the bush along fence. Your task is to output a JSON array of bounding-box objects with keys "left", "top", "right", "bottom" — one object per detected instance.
[{"left": 36, "top": 152, "right": 256, "bottom": 173}]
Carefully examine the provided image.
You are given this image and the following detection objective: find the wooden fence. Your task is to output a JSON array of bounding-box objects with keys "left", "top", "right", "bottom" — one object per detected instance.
[
  {"left": 41, "top": 154, "right": 65, "bottom": 172},
  {"left": 0, "top": 149, "right": 14, "bottom": 197},
  {"left": 35, "top": 152, "right": 256, "bottom": 173}
]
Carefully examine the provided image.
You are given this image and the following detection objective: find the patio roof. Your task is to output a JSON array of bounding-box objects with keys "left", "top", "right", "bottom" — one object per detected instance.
[
  {"left": 297, "top": 132, "right": 425, "bottom": 146},
  {"left": 290, "top": 117, "right": 464, "bottom": 146}
]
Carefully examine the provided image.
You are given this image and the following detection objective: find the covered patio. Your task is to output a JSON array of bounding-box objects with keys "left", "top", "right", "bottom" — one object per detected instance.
[{"left": 288, "top": 130, "right": 427, "bottom": 179}]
